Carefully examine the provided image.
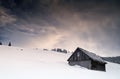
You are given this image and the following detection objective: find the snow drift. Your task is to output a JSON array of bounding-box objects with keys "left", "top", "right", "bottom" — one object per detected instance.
[{"left": 0, "top": 46, "right": 120, "bottom": 79}]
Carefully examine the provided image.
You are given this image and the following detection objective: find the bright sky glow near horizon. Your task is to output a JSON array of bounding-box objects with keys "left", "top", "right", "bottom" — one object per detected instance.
[{"left": 0, "top": 0, "right": 120, "bottom": 56}]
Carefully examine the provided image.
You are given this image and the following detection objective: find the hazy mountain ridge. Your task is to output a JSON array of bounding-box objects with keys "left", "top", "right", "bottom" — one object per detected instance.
[{"left": 102, "top": 56, "right": 120, "bottom": 64}]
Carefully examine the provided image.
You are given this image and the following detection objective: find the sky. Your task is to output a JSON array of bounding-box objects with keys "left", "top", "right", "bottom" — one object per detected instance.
[{"left": 0, "top": 0, "right": 120, "bottom": 56}]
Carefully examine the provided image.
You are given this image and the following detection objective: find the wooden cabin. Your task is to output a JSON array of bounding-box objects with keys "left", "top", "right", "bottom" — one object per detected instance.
[{"left": 67, "top": 47, "right": 107, "bottom": 71}]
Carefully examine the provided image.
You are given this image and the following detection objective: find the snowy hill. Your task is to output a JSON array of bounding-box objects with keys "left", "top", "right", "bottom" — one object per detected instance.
[
  {"left": 102, "top": 56, "right": 120, "bottom": 64},
  {"left": 0, "top": 46, "right": 120, "bottom": 79}
]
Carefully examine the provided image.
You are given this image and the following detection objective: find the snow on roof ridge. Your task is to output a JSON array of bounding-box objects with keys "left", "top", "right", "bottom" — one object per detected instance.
[{"left": 78, "top": 47, "right": 106, "bottom": 64}]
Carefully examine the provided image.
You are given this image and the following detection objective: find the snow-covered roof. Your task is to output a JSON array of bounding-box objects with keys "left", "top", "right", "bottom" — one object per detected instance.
[{"left": 77, "top": 47, "right": 106, "bottom": 64}]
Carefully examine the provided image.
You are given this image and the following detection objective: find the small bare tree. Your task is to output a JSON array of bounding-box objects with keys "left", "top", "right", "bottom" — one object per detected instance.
[
  {"left": 8, "top": 42, "right": 11, "bottom": 46},
  {"left": 0, "top": 42, "right": 2, "bottom": 45}
]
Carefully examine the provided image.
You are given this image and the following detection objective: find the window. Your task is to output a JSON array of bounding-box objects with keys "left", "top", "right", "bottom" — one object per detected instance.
[
  {"left": 77, "top": 52, "right": 80, "bottom": 57},
  {"left": 77, "top": 52, "right": 80, "bottom": 60}
]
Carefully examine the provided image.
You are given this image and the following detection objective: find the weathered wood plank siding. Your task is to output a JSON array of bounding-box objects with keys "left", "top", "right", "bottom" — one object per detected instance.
[{"left": 67, "top": 47, "right": 106, "bottom": 71}]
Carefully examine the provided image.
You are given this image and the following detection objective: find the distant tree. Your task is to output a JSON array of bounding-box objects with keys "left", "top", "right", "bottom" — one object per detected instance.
[
  {"left": 43, "top": 49, "right": 48, "bottom": 51},
  {"left": 20, "top": 49, "right": 23, "bottom": 51},
  {"left": 0, "top": 42, "right": 2, "bottom": 45},
  {"left": 52, "top": 48, "right": 69, "bottom": 53},
  {"left": 62, "top": 49, "right": 67, "bottom": 53},
  {"left": 57, "top": 48, "right": 62, "bottom": 52},
  {"left": 51, "top": 48, "right": 56, "bottom": 51},
  {"left": 8, "top": 42, "right": 11, "bottom": 46}
]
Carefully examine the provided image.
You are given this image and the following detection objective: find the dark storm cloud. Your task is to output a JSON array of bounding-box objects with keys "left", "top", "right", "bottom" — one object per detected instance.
[
  {"left": 0, "top": 0, "right": 120, "bottom": 56},
  {"left": 0, "top": 34, "right": 8, "bottom": 41}
]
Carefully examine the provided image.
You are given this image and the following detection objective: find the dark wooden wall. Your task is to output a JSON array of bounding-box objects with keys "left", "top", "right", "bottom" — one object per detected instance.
[
  {"left": 68, "top": 48, "right": 90, "bottom": 61},
  {"left": 91, "top": 60, "right": 106, "bottom": 71}
]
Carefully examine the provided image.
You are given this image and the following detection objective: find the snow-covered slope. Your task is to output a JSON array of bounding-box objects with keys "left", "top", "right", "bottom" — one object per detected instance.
[{"left": 0, "top": 46, "right": 120, "bottom": 79}]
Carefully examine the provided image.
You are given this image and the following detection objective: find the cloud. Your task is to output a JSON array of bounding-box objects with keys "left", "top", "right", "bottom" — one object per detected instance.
[
  {"left": 0, "top": 7, "right": 16, "bottom": 26},
  {"left": 0, "top": 0, "right": 120, "bottom": 56}
]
